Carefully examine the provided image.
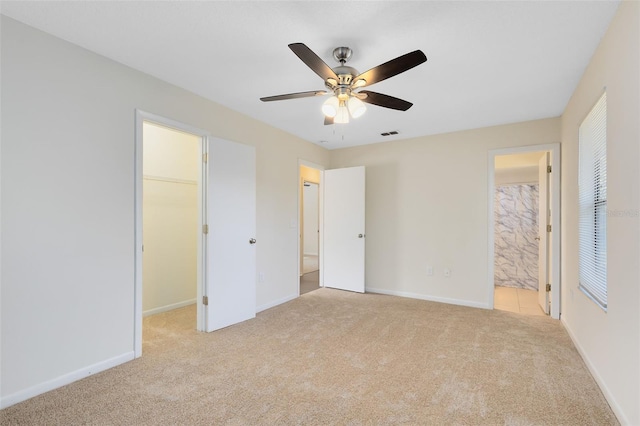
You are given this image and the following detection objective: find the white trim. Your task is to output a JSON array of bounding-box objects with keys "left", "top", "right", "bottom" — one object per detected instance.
[
  {"left": 143, "top": 299, "right": 197, "bottom": 317},
  {"left": 134, "top": 109, "right": 210, "bottom": 358},
  {"left": 257, "top": 293, "right": 298, "bottom": 313},
  {"left": 487, "top": 143, "right": 562, "bottom": 319},
  {"left": 561, "top": 319, "right": 626, "bottom": 425},
  {"left": 366, "top": 287, "right": 489, "bottom": 310},
  {"left": 297, "top": 159, "right": 325, "bottom": 297},
  {"left": 0, "top": 352, "right": 135, "bottom": 409},
  {"left": 143, "top": 175, "right": 197, "bottom": 186}
]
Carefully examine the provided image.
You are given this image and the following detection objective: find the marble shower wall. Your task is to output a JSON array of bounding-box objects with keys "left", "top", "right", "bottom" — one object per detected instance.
[{"left": 494, "top": 184, "right": 539, "bottom": 290}]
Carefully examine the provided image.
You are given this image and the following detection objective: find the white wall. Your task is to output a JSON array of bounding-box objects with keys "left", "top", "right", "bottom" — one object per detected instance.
[
  {"left": 302, "top": 183, "right": 319, "bottom": 255},
  {"left": 0, "top": 17, "right": 329, "bottom": 405},
  {"left": 330, "top": 118, "right": 560, "bottom": 307},
  {"left": 142, "top": 123, "right": 199, "bottom": 315},
  {"left": 559, "top": 1, "right": 639, "bottom": 424}
]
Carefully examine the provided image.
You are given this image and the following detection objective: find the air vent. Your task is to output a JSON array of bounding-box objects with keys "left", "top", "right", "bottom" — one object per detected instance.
[{"left": 381, "top": 131, "right": 399, "bottom": 137}]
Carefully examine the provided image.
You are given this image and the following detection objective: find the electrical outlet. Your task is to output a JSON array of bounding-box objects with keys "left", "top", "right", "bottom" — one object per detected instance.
[
  {"left": 259, "top": 272, "right": 265, "bottom": 283},
  {"left": 444, "top": 268, "right": 451, "bottom": 278},
  {"left": 426, "top": 265, "right": 433, "bottom": 276}
]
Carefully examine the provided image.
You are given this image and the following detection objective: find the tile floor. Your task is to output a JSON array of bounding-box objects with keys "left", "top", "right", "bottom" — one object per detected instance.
[{"left": 494, "top": 286, "right": 546, "bottom": 316}]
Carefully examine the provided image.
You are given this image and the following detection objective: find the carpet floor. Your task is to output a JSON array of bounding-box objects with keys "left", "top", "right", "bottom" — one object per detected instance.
[
  {"left": 1, "top": 289, "right": 617, "bottom": 425},
  {"left": 300, "top": 270, "right": 320, "bottom": 295}
]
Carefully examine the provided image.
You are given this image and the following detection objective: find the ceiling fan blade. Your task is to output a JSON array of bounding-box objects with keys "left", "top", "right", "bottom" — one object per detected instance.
[
  {"left": 289, "top": 43, "right": 339, "bottom": 82},
  {"left": 353, "top": 50, "right": 427, "bottom": 88},
  {"left": 260, "top": 90, "right": 328, "bottom": 102},
  {"left": 324, "top": 116, "right": 334, "bottom": 125},
  {"left": 358, "top": 90, "right": 414, "bottom": 111}
]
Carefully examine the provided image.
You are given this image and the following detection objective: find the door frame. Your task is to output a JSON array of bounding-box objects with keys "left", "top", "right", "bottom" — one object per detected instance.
[
  {"left": 297, "top": 159, "right": 325, "bottom": 295},
  {"left": 134, "top": 109, "right": 210, "bottom": 357},
  {"left": 302, "top": 180, "right": 320, "bottom": 262},
  {"left": 487, "top": 143, "right": 561, "bottom": 319}
]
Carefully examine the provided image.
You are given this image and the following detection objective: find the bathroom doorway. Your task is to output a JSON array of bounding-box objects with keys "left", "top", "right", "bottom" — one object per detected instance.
[{"left": 488, "top": 143, "right": 560, "bottom": 318}]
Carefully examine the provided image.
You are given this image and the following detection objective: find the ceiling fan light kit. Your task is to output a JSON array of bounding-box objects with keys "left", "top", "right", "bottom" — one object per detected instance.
[
  {"left": 334, "top": 102, "right": 350, "bottom": 124},
  {"left": 260, "top": 43, "right": 427, "bottom": 126},
  {"left": 322, "top": 96, "right": 339, "bottom": 117},
  {"left": 347, "top": 97, "right": 366, "bottom": 118}
]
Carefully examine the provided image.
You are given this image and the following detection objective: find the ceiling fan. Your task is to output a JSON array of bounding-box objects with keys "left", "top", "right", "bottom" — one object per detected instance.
[{"left": 260, "top": 43, "right": 427, "bottom": 125}]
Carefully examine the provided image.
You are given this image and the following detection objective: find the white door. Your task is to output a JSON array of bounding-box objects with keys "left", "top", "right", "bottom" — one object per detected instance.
[
  {"left": 538, "top": 152, "right": 550, "bottom": 314},
  {"left": 323, "top": 166, "right": 366, "bottom": 293},
  {"left": 205, "top": 137, "right": 256, "bottom": 332}
]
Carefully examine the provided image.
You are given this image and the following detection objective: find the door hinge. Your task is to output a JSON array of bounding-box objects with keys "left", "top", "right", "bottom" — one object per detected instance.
[
  {"left": 546, "top": 283, "right": 551, "bottom": 292},
  {"left": 547, "top": 165, "right": 552, "bottom": 173},
  {"left": 203, "top": 153, "right": 208, "bottom": 163},
  {"left": 203, "top": 224, "right": 209, "bottom": 234},
  {"left": 202, "top": 295, "right": 209, "bottom": 306},
  {"left": 547, "top": 224, "right": 552, "bottom": 232}
]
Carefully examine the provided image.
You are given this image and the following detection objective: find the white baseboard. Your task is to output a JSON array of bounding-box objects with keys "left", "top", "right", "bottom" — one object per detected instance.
[
  {"left": 561, "top": 318, "right": 627, "bottom": 425},
  {"left": 257, "top": 293, "right": 298, "bottom": 313},
  {"left": 0, "top": 351, "right": 135, "bottom": 409},
  {"left": 366, "top": 287, "right": 489, "bottom": 310},
  {"left": 143, "top": 298, "right": 196, "bottom": 317}
]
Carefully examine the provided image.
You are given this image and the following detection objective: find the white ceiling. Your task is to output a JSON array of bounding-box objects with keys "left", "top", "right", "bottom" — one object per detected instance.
[{"left": 1, "top": 1, "right": 619, "bottom": 150}]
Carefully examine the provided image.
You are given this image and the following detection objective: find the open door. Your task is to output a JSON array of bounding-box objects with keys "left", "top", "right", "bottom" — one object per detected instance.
[
  {"left": 323, "top": 166, "right": 366, "bottom": 293},
  {"left": 538, "top": 152, "right": 550, "bottom": 314},
  {"left": 205, "top": 137, "right": 256, "bottom": 331}
]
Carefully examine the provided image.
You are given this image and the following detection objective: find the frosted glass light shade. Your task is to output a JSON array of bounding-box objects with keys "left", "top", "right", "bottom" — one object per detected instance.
[
  {"left": 322, "top": 96, "right": 339, "bottom": 117},
  {"left": 348, "top": 97, "right": 366, "bottom": 118},
  {"left": 335, "top": 104, "right": 350, "bottom": 123}
]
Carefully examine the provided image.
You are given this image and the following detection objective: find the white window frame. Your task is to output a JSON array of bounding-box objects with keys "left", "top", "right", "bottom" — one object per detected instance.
[{"left": 578, "top": 92, "right": 607, "bottom": 310}]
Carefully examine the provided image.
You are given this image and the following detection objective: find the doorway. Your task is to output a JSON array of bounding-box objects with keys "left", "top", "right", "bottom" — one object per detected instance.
[
  {"left": 135, "top": 111, "right": 257, "bottom": 356},
  {"left": 299, "top": 164, "right": 322, "bottom": 295},
  {"left": 141, "top": 121, "right": 200, "bottom": 326},
  {"left": 134, "top": 111, "right": 209, "bottom": 357},
  {"left": 493, "top": 151, "right": 545, "bottom": 315},
  {"left": 488, "top": 144, "right": 561, "bottom": 319}
]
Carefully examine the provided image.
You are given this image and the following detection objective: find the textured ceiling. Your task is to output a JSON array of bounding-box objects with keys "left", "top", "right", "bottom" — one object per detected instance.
[{"left": 1, "top": 1, "right": 620, "bottom": 149}]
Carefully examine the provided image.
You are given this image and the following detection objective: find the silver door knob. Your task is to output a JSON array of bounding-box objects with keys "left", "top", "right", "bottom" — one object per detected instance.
[
  {"left": 249, "top": 238, "right": 256, "bottom": 244},
  {"left": 358, "top": 234, "right": 364, "bottom": 238}
]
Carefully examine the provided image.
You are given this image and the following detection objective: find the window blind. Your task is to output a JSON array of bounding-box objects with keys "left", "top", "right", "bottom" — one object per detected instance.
[{"left": 578, "top": 92, "right": 607, "bottom": 309}]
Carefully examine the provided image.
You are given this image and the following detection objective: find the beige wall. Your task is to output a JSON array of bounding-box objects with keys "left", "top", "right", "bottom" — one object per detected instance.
[
  {"left": 494, "top": 151, "right": 544, "bottom": 185},
  {"left": 494, "top": 166, "right": 539, "bottom": 185},
  {"left": 559, "top": 1, "right": 639, "bottom": 424},
  {"left": 330, "top": 118, "right": 560, "bottom": 307},
  {"left": 1, "top": 16, "right": 329, "bottom": 404},
  {"left": 300, "top": 165, "right": 321, "bottom": 184}
]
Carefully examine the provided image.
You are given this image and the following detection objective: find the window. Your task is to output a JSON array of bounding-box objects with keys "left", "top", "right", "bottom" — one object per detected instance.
[{"left": 578, "top": 92, "right": 607, "bottom": 310}]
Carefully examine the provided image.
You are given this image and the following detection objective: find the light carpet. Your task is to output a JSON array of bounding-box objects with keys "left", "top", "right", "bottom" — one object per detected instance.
[
  {"left": 300, "top": 271, "right": 320, "bottom": 295},
  {"left": 1, "top": 289, "right": 617, "bottom": 425}
]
